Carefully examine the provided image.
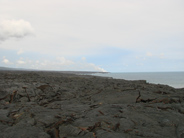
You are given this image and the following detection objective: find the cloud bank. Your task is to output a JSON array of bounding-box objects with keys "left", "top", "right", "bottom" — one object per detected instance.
[
  {"left": 30, "top": 57, "right": 106, "bottom": 72},
  {"left": 1, "top": 56, "right": 106, "bottom": 72},
  {"left": 0, "top": 19, "right": 34, "bottom": 41}
]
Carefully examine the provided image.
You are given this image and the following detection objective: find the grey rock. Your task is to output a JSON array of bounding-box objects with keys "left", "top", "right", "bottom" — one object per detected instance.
[
  {"left": 1, "top": 123, "right": 50, "bottom": 138},
  {"left": 59, "top": 124, "right": 81, "bottom": 137},
  {"left": 96, "top": 130, "right": 127, "bottom": 138},
  {"left": 176, "top": 124, "right": 184, "bottom": 138},
  {"left": 20, "top": 97, "right": 28, "bottom": 103},
  {"left": 0, "top": 70, "right": 184, "bottom": 138}
]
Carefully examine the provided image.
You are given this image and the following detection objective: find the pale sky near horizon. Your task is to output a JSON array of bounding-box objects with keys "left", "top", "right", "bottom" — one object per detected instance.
[{"left": 0, "top": 0, "right": 184, "bottom": 72}]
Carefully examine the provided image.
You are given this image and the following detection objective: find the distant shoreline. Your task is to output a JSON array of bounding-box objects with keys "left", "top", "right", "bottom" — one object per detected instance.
[{"left": 90, "top": 72, "right": 184, "bottom": 89}]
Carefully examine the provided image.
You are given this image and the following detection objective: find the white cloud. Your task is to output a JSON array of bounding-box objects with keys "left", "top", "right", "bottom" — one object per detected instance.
[
  {"left": 57, "top": 57, "right": 74, "bottom": 65},
  {"left": 17, "top": 60, "right": 25, "bottom": 64},
  {"left": 37, "top": 58, "right": 106, "bottom": 72},
  {"left": 0, "top": 0, "right": 183, "bottom": 56},
  {"left": 0, "top": 19, "right": 34, "bottom": 41},
  {"left": 13, "top": 57, "right": 106, "bottom": 72},
  {"left": 159, "top": 53, "right": 165, "bottom": 59},
  {"left": 17, "top": 49, "right": 24, "bottom": 55},
  {"left": 81, "top": 57, "right": 86, "bottom": 61},
  {"left": 146, "top": 52, "right": 153, "bottom": 57},
  {"left": 87, "top": 63, "right": 106, "bottom": 72},
  {"left": 2, "top": 56, "right": 10, "bottom": 64}
]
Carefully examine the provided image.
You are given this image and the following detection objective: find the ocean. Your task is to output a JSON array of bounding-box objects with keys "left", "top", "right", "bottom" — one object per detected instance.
[{"left": 91, "top": 72, "right": 184, "bottom": 89}]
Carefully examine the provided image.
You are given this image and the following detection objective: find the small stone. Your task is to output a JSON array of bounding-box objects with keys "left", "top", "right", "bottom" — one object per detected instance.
[
  {"left": 20, "top": 97, "right": 28, "bottom": 103},
  {"left": 59, "top": 125, "right": 82, "bottom": 137},
  {"left": 159, "top": 119, "right": 171, "bottom": 127}
]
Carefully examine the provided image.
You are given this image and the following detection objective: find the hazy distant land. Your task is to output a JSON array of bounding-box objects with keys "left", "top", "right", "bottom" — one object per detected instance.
[{"left": 0, "top": 66, "right": 106, "bottom": 74}]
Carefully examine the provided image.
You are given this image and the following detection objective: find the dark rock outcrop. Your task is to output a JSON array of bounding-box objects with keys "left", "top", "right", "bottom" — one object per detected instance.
[{"left": 0, "top": 71, "right": 184, "bottom": 138}]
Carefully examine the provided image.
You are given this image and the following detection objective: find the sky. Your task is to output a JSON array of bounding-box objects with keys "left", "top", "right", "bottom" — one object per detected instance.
[{"left": 0, "top": 0, "right": 184, "bottom": 72}]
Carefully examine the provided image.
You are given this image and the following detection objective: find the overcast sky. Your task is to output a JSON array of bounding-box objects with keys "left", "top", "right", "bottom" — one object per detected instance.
[{"left": 0, "top": 0, "right": 184, "bottom": 72}]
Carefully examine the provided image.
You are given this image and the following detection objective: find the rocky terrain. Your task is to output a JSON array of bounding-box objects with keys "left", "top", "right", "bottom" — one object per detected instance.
[{"left": 0, "top": 70, "right": 184, "bottom": 138}]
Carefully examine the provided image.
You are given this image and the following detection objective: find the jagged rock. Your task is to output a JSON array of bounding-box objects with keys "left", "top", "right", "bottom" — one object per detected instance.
[
  {"left": 176, "top": 124, "right": 184, "bottom": 138},
  {"left": 1, "top": 123, "right": 50, "bottom": 138},
  {"left": 20, "top": 97, "right": 28, "bottom": 103},
  {"left": 59, "top": 124, "right": 82, "bottom": 137},
  {"left": 0, "top": 70, "right": 183, "bottom": 138}
]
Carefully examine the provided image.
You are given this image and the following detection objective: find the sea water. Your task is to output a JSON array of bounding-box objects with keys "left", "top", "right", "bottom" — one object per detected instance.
[{"left": 91, "top": 72, "right": 184, "bottom": 89}]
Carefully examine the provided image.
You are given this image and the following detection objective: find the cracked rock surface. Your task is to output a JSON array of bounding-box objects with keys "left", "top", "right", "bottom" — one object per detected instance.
[{"left": 0, "top": 70, "right": 184, "bottom": 138}]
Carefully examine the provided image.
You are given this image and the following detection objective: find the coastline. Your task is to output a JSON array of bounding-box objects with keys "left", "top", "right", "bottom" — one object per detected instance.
[
  {"left": 0, "top": 70, "right": 184, "bottom": 138},
  {"left": 90, "top": 72, "right": 184, "bottom": 89}
]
